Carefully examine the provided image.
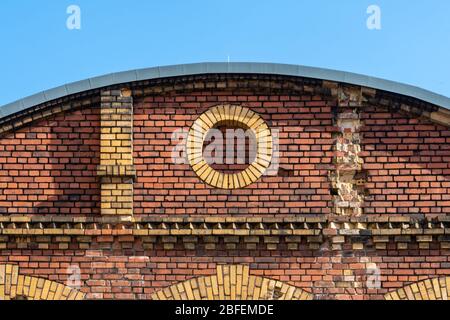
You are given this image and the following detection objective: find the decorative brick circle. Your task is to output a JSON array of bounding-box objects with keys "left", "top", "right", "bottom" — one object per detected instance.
[{"left": 187, "top": 105, "right": 273, "bottom": 189}]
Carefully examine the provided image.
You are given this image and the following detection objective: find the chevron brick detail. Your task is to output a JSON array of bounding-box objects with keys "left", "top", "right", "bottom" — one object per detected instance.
[
  {"left": 0, "top": 264, "right": 84, "bottom": 300},
  {"left": 385, "top": 277, "right": 450, "bottom": 300},
  {"left": 151, "top": 264, "right": 313, "bottom": 300}
]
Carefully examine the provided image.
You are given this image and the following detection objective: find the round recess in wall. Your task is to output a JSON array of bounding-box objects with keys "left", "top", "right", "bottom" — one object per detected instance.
[{"left": 187, "top": 105, "right": 273, "bottom": 189}]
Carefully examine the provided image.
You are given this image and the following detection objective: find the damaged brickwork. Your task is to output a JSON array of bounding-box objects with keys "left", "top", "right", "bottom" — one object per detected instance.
[{"left": 327, "top": 83, "right": 373, "bottom": 218}]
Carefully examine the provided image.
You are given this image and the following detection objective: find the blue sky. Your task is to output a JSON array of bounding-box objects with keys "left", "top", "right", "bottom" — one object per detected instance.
[{"left": 1, "top": 0, "right": 449, "bottom": 105}]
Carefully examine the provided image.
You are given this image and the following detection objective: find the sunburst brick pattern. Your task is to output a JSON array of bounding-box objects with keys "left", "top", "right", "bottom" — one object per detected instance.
[
  {"left": 0, "top": 264, "right": 84, "bottom": 300},
  {"left": 151, "top": 265, "right": 313, "bottom": 300},
  {"left": 385, "top": 277, "right": 450, "bottom": 300},
  {"left": 187, "top": 105, "right": 273, "bottom": 189}
]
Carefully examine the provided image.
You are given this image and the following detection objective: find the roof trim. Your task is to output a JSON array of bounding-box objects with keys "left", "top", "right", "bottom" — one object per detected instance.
[{"left": 1, "top": 62, "right": 450, "bottom": 119}]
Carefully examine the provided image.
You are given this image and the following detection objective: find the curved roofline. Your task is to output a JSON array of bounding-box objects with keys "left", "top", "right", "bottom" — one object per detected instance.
[{"left": 1, "top": 62, "right": 450, "bottom": 119}]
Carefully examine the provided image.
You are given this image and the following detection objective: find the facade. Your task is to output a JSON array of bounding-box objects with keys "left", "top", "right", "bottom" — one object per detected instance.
[{"left": 0, "top": 63, "right": 449, "bottom": 300}]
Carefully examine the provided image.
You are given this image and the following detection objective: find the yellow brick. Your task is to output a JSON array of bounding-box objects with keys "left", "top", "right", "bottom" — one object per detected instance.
[
  {"left": 117, "top": 209, "right": 133, "bottom": 215},
  {"left": 68, "top": 290, "right": 78, "bottom": 300},
  {"left": 101, "top": 202, "right": 111, "bottom": 209},
  {"left": 62, "top": 287, "right": 72, "bottom": 300},
  {"left": 101, "top": 209, "right": 117, "bottom": 215},
  {"left": 101, "top": 147, "right": 117, "bottom": 153},
  {"left": 101, "top": 134, "right": 116, "bottom": 140},
  {"left": 0, "top": 265, "right": 5, "bottom": 285},
  {"left": 16, "top": 275, "right": 24, "bottom": 295},
  {"left": 116, "top": 147, "right": 131, "bottom": 153}
]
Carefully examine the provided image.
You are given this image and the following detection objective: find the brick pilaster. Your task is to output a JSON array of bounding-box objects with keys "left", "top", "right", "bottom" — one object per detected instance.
[{"left": 97, "top": 89, "right": 135, "bottom": 215}]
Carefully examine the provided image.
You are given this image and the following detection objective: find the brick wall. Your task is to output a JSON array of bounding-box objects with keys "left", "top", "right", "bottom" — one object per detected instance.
[
  {"left": 0, "top": 107, "right": 100, "bottom": 215},
  {"left": 0, "top": 74, "right": 449, "bottom": 300},
  {"left": 362, "top": 105, "right": 450, "bottom": 215},
  {"left": 133, "top": 86, "right": 334, "bottom": 215},
  {"left": 1, "top": 240, "right": 449, "bottom": 300}
]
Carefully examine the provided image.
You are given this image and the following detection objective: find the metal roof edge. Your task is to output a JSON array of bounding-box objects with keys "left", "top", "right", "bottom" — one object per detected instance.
[{"left": 1, "top": 62, "right": 449, "bottom": 120}]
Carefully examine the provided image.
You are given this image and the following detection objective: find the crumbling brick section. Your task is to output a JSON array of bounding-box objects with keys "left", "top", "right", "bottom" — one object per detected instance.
[
  {"left": 328, "top": 84, "right": 371, "bottom": 217},
  {"left": 97, "top": 89, "right": 136, "bottom": 215}
]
